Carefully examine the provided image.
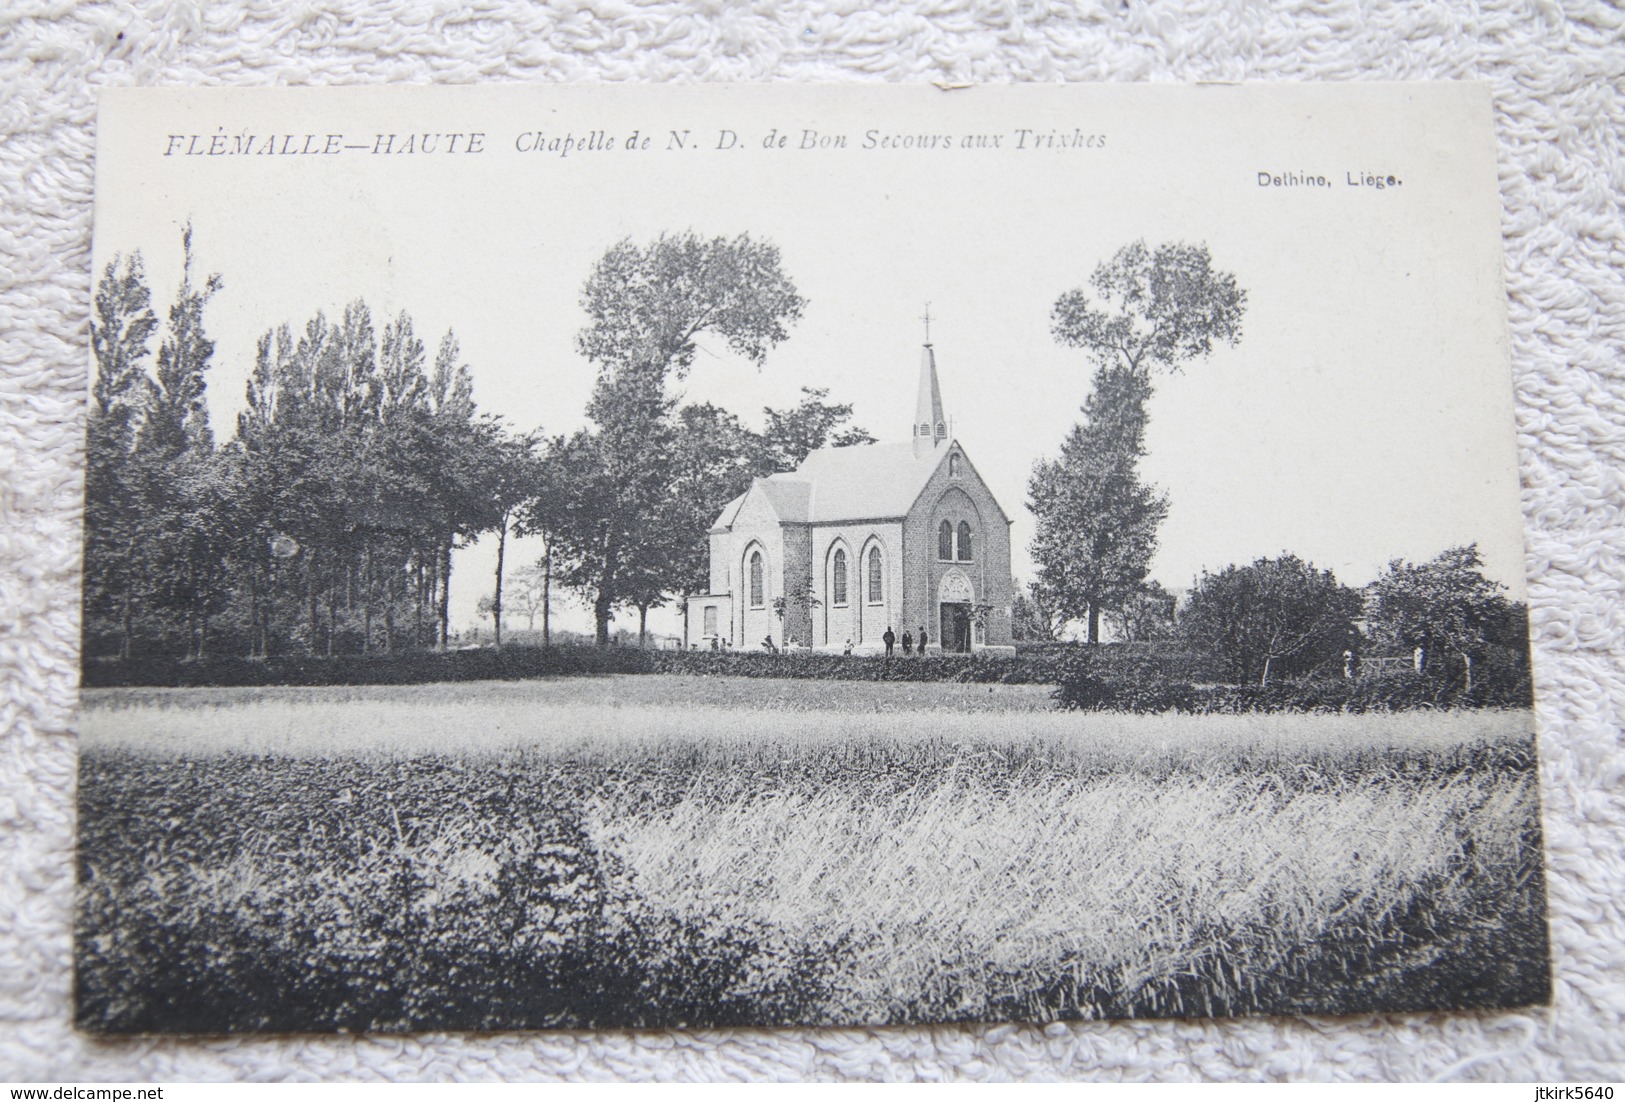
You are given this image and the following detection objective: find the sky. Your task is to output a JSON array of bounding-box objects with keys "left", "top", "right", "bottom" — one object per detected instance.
[{"left": 93, "top": 84, "right": 1527, "bottom": 640}]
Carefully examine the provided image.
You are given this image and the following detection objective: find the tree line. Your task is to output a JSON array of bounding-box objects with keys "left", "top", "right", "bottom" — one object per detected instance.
[{"left": 84, "top": 228, "right": 865, "bottom": 663}]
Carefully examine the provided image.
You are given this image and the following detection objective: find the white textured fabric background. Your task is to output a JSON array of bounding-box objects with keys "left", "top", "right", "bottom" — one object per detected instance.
[{"left": 2, "top": 0, "right": 1622, "bottom": 1083}]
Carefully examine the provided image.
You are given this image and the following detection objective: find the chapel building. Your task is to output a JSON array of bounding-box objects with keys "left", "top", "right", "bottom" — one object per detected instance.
[{"left": 684, "top": 341, "right": 1015, "bottom": 654}]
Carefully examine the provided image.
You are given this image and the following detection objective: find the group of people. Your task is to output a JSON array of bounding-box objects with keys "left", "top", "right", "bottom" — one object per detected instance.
[
  {"left": 879, "top": 625, "right": 929, "bottom": 657},
  {"left": 745, "top": 626, "right": 936, "bottom": 656}
]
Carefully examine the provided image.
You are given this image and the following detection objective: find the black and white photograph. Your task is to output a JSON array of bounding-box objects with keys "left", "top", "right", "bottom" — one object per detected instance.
[{"left": 74, "top": 83, "right": 1549, "bottom": 1034}]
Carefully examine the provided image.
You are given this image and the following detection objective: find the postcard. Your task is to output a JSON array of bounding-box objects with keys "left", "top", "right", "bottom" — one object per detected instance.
[{"left": 76, "top": 83, "right": 1547, "bottom": 1032}]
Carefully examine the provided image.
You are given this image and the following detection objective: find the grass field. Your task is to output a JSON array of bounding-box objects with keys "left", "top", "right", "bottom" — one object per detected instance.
[{"left": 75, "top": 675, "right": 1550, "bottom": 1032}]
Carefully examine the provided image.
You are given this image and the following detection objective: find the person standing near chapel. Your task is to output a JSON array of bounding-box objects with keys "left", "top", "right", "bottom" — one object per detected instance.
[
  {"left": 883, "top": 626, "right": 896, "bottom": 658},
  {"left": 901, "top": 630, "right": 913, "bottom": 656},
  {"left": 918, "top": 626, "right": 928, "bottom": 654}
]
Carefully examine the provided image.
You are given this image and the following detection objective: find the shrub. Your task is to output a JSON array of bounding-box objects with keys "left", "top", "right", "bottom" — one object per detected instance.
[
  {"left": 1179, "top": 555, "right": 1363, "bottom": 684},
  {"left": 1051, "top": 649, "right": 1197, "bottom": 713},
  {"left": 1052, "top": 658, "right": 1533, "bottom": 714}
]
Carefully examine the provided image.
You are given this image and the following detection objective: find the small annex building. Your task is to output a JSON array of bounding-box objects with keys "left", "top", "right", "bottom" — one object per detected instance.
[{"left": 684, "top": 341, "right": 1015, "bottom": 655}]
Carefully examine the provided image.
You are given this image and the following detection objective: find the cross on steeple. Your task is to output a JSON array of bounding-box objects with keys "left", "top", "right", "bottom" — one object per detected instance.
[{"left": 912, "top": 322, "right": 947, "bottom": 456}]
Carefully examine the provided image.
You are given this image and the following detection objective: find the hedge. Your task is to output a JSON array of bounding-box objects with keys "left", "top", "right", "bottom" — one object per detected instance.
[
  {"left": 82, "top": 644, "right": 1064, "bottom": 689},
  {"left": 82, "top": 641, "right": 1532, "bottom": 713},
  {"left": 1051, "top": 648, "right": 1533, "bottom": 714}
]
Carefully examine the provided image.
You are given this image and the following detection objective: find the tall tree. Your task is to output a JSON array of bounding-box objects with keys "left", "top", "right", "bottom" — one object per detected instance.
[
  {"left": 1033, "top": 240, "right": 1247, "bottom": 642},
  {"left": 89, "top": 252, "right": 159, "bottom": 451},
  {"left": 577, "top": 232, "right": 805, "bottom": 386},
  {"left": 1028, "top": 365, "right": 1169, "bottom": 643},
  {"left": 424, "top": 330, "right": 483, "bottom": 649},
  {"left": 661, "top": 404, "right": 763, "bottom": 644},
  {"left": 546, "top": 373, "right": 678, "bottom": 645},
  {"left": 239, "top": 313, "right": 351, "bottom": 656},
  {"left": 360, "top": 309, "right": 432, "bottom": 655},
  {"left": 562, "top": 232, "right": 806, "bottom": 643},
  {"left": 1179, "top": 554, "right": 1362, "bottom": 685},
  {"left": 542, "top": 430, "right": 623, "bottom": 646},
  {"left": 137, "top": 225, "right": 227, "bottom": 659},
  {"left": 85, "top": 251, "right": 159, "bottom": 659},
  {"left": 141, "top": 224, "right": 223, "bottom": 458},
  {"left": 1050, "top": 239, "right": 1247, "bottom": 379}
]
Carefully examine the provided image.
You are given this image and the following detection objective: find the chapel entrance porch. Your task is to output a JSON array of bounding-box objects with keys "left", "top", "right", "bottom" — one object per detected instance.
[{"left": 939, "top": 602, "right": 973, "bottom": 654}]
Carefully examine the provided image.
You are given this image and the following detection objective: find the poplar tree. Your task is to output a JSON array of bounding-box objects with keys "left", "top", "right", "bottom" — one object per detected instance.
[
  {"left": 85, "top": 251, "right": 159, "bottom": 659},
  {"left": 1032, "top": 240, "right": 1246, "bottom": 642},
  {"left": 138, "top": 225, "right": 226, "bottom": 659},
  {"left": 1028, "top": 365, "right": 1168, "bottom": 644}
]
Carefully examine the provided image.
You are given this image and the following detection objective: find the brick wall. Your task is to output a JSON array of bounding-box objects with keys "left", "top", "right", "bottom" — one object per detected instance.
[
  {"left": 780, "top": 523, "right": 814, "bottom": 646},
  {"left": 901, "top": 443, "right": 1015, "bottom": 648}
]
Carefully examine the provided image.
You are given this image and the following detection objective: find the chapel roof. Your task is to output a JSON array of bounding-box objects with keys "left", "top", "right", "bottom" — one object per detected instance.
[
  {"left": 709, "top": 335, "right": 1009, "bottom": 531},
  {"left": 757, "top": 477, "right": 813, "bottom": 521},
  {"left": 718, "top": 440, "right": 950, "bottom": 527},
  {"left": 709, "top": 492, "right": 747, "bottom": 532}
]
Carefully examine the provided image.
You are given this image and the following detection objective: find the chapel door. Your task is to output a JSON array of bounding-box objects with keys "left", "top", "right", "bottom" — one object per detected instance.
[
  {"left": 940, "top": 603, "right": 971, "bottom": 654},
  {"left": 936, "top": 569, "right": 976, "bottom": 654}
]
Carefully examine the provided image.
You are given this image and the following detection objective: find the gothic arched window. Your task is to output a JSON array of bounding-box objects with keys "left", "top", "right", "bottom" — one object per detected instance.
[
  {"left": 938, "top": 520, "right": 954, "bottom": 561},
  {"left": 867, "top": 547, "right": 883, "bottom": 604},
  {"left": 749, "top": 551, "right": 764, "bottom": 608},
  {"left": 919, "top": 422, "right": 931, "bottom": 437},
  {"left": 832, "top": 549, "right": 848, "bottom": 606},
  {"left": 949, "top": 453, "right": 961, "bottom": 477},
  {"left": 936, "top": 422, "right": 946, "bottom": 437},
  {"left": 957, "top": 522, "right": 973, "bottom": 562}
]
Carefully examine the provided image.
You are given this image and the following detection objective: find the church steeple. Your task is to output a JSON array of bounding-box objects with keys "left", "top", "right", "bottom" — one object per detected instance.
[{"left": 913, "top": 306, "right": 947, "bottom": 457}]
